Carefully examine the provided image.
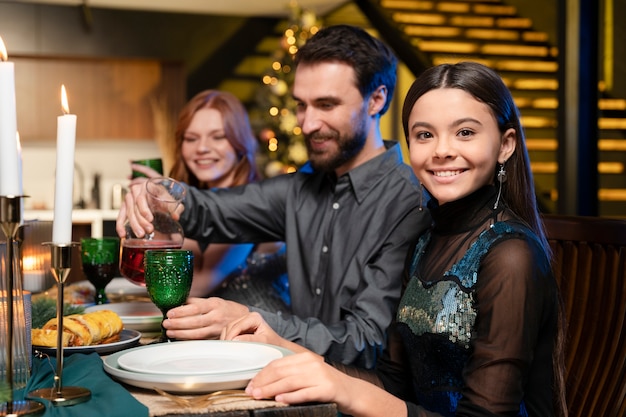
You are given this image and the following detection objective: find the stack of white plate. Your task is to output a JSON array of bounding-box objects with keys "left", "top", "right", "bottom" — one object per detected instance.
[{"left": 103, "top": 340, "right": 291, "bottom": 393}]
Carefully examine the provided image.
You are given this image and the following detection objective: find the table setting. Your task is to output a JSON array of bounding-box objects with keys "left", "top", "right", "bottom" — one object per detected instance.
[{"left": 23, "top": 241, "right": 294, "bottom": 416}]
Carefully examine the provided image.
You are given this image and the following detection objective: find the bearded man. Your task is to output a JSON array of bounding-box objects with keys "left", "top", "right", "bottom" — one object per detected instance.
[{"left": 116, "top": 25, "right": 430, "bottom": 369}]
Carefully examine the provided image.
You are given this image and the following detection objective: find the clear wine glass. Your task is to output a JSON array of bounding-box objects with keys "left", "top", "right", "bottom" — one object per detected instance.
[
  {"left": 143, "top": 249, "right": 194, "bottom": 343},
  {"left": 80, "top": 237, "right": 120, "bottom": 305},
  {"left": 119, "top": 177, "right": 186, "bottom": 286}
]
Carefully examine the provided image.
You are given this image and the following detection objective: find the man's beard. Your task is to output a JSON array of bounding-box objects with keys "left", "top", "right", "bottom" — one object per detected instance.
[{"left": 305, "top": 120, "right": 368, "bottom": 173}]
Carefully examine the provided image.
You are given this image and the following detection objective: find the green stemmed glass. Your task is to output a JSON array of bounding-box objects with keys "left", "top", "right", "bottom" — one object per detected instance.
[
  {"left": 144, "top": 249, "right": 194, "bottom": 343},
  {"left": 80, "top": 237, "right": 120, "bottom": 305}
]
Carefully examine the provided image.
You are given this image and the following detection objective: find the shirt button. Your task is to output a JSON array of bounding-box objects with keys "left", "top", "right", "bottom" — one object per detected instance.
[
  {"left": 322, "top": 245, "right": 328, "bottom": 253},
  {"left": 332, "top": 202, "right": 340, "bottom": 209},
  {"left": 315, "top": 288, "right": 322, "bottom": 295}
]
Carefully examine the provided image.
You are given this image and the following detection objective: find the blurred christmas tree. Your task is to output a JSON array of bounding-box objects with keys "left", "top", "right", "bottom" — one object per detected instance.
[{"left": 254, "top": 2, "right": 321, "bottom": 177}]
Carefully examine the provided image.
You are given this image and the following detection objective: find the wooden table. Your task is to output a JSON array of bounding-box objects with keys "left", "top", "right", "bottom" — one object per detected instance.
[
  {"left": 157, "top": 403, "right": 337, "bottom": 416},
  {"left": 128, "top": 386, "right": 336, "bottom": 417}
]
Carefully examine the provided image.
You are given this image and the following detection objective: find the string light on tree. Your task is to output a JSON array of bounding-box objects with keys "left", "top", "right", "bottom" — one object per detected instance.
[{"left": 255, "top": 2, "right": 321, "bottom": 177}]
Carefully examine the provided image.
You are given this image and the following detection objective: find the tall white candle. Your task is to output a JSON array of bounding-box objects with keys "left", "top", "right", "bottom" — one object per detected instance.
[
  {"left": 16, "top": 132, "right": 23, "bottom": 194},
  {"left": 0, "top": 36, "right": 21, "bottom": 196},
  {"left": 17, "top": 131, "right": 24, "bottom": 223},
  {"left": 52, "top": 85, "right": 77, "bottom": 244}
]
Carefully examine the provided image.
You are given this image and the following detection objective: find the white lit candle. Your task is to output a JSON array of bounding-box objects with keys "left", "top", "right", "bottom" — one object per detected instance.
[
  {"left": 0, "top": 36, "right": 21, "bottom": 196},
  {"left": 52, "top": 85, "right": 76, "bottom": 244},
  {"left": 17, "top": 131, "right": 24, "bottom": 223},
  {"left": 16, "top": 132, "right": 23, "bottom": 195}
]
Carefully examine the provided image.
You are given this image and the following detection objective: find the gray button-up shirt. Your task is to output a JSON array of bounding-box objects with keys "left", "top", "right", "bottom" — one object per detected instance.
[{"left": 180, "top": 141, "right": 431, "bottom": 368}]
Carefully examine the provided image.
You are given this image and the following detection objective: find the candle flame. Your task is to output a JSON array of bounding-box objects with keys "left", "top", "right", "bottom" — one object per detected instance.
[
  {"left": 61, "top": 84, "right": 70, "bottom": 114},
  {"left": 0, "top": 36, "right": 7, "bottom": 62}
]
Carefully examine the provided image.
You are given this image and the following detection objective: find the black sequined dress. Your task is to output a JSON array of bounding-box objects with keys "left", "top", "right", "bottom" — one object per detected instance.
[{"left": 376, "top": 186, "right": 559, "bottom": 417}]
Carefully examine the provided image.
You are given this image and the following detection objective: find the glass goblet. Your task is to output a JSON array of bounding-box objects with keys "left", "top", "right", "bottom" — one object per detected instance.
[
  {"left": 80, "top": 237, "right": 120, "bottom": 305},
  {"left": 144, "top": 249, "right": 193, "bottom": 343}
]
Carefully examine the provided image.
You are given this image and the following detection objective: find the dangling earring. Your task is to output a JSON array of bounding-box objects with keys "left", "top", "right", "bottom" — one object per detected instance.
[{"left": 493, "top": 161, "right": 508, "bottom": 210}]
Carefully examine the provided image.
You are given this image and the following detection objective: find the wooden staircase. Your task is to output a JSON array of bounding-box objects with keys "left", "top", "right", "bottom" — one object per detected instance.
[{"left": 355, "top": 0, "right": 626, "bottom": 216}]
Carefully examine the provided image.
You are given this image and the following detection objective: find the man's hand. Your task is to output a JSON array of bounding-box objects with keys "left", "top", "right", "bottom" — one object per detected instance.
[
  {"left": 162, "top": 297, "right": 250, "bottom": 340},
  {"left": 115, "top": 177, "right": 153, "bottom": 238}
]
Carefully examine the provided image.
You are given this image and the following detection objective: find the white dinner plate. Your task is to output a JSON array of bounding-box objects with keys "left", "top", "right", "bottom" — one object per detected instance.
[
  {"left": 103, "top": 341, "right": 292, "bottom": 393},
  {"left": 33, "top": 329, "right": 141, "bottom": 356},
  {"left": 85, "top": 302, "right": 162, "bottom": 333},
  {"left": 117, "top": 340, "right": 284, "bottom": 375}
]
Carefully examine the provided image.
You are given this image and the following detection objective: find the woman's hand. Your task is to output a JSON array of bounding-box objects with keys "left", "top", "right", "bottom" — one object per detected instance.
[{"left": 246, "top": 351, "right": 408, "bottom": 417}]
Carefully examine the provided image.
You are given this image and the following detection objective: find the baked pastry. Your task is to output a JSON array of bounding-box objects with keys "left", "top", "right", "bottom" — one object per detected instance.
[
  {"left": 31, "top": 328, "right": 72, "bottom": 348},
  {"left": 33, "top": 310, "right": 123, "bottom": 347}
]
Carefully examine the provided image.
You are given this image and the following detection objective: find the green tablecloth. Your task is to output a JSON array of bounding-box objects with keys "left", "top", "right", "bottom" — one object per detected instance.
[{"left": 17, "top": 352, "right": 148, "bottom": 417}]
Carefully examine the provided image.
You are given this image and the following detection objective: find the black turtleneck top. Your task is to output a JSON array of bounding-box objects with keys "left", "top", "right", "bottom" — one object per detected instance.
[{"left": 376, "top": 186, "right": 559, "bottom": 417}]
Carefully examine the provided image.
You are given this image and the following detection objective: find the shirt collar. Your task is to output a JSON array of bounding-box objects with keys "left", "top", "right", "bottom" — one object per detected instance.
[{"left": 343, "top": 140, "right": 406, "bottom": 204}]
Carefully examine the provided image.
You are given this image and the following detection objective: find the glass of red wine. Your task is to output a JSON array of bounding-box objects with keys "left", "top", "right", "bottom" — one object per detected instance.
[
  {"left": 120, "top": 177, "right": 186, "bottom": 286},
  {"left": 80, "top": 237, "right": 120, "bottom": 304}
]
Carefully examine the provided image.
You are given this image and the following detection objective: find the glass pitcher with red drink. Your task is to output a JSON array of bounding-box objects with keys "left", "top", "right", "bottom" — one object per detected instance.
[{"left": 119, "top": 177, "right": 186, "bottom": 286}]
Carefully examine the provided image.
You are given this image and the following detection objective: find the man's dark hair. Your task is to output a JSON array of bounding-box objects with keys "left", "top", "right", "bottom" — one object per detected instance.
[{"left": 295, "top": 25, "right": 397, "bottom": 115}]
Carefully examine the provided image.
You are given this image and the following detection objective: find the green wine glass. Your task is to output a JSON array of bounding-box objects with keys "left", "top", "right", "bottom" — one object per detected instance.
[
  {"left": 144, "top": 249, "right": 194, "bottom": 343},
  {"left": 80, "top": 237, "right": 120, "bottom": 305}
]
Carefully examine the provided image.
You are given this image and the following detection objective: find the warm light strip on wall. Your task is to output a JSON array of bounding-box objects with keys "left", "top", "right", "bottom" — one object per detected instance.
[
  {"left": 599, "top": 98, "right": 626, "bottom": 110},
  {"left": 523, "top": 32, "right": 549, "bottom": 42},
  {"left": 598, "top": 162, "right": 624, "bottom": 174},
  {"left": 496, "top": 17, "right": 532, "bottom": 29},
  {"left": 531, "top": 162, "right": 558, "bottom": 174},
  {"left": 526, "top": 139, "right": 557, "bottom": 151},
  {"left": 404, "top": 26, "right": 461, "bottom": 37},
  {"left": 599, "top": 189, "right": 626, "bottom": 201},
  {"left": 520, "top": 116, "right": 557, "bottom": 128},
  {"left": 513, "top": 79, "right": 559, "bottom": 90},
  {"left": 495, "top": 60, "right": 558, "bottom": 72},
  {"left": 482, "top": 44, "right": 550, "bottom": 57},
  {"left": 413, "top": 41, "right": 478, "bottom": 54},
  {"left": 473, "top": 4, "right": 517, "bottom": 16},
  {"left": 382, "top": 0, "right": 434, "bottom": 10},
  {"left": 599, "top": 140, "right": 626, "bottom": 151},
  {"left": 599, "top": 118, "right": 626, "bottom": 129},
  {"left": 466, "top": 28, "right": 519, "bottom": 41},
  {"left": 413, "top": 40, "right": 478, "bottom": 53},
  {"left": 533, "top": 98, "right": 559, "bottom": 109},
  {"left": 437, "top": 2, "right": 470, "bottom": 13},
  {"left": 433, "top": 56, "right": 492, "bottom": 66},
  {"left": 449, "top": 16, "right": 495, "bottom": 27},
  {"left": 392, "top": 12, "right": 445, "bottom": 25}
]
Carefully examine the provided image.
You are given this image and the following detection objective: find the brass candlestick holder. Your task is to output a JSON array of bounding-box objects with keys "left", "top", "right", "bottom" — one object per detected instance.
[
  {"left": 26, "top": 243, "right": 91, "bottom": 406},
  {"left": 0, "top": 196, "right": 45, "bottom": 417}
]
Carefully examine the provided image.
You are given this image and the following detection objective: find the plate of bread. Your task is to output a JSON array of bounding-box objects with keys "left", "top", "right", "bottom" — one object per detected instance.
[
  {"left": 85, "top": 302, "right": 162, "bottom": 333},
  {"left": 32, "top": 309, "right": 141, "bottom": 355}
]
